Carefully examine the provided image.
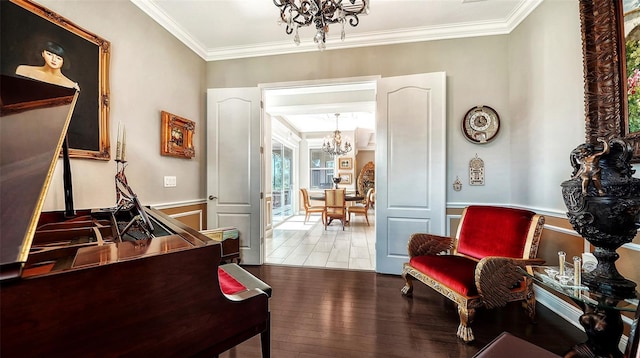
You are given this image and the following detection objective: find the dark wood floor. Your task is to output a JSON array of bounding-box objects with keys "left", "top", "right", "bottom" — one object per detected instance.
[{"left": 220, "top": 265, "right": 585, "bottom": 358}]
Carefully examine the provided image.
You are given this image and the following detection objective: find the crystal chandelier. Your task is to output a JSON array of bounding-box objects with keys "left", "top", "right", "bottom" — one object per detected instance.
[
  {"left": 273, "top": 0, "right": 370, "bottom": 51},
  {"left": 322, "top": 113, "right": 352, "bottom": 156}
]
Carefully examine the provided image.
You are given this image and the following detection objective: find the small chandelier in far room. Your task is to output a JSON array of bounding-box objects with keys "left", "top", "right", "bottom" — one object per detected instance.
[
  {"left": 322, "top": 113, "right": 352, "bottom": 157},
  {"left": 273, "top": 0, "right": 370, "bottom": 51}
]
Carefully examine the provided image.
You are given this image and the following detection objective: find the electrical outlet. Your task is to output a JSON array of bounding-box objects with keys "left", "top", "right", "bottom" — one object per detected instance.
[{"left": 164, "top": 176, "right": 177, "bottom": 187}]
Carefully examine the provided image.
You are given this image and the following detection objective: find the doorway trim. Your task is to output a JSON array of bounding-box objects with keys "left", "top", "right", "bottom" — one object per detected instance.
[{"left": 260, "top": 75, "right": 380, "bottom": 265}]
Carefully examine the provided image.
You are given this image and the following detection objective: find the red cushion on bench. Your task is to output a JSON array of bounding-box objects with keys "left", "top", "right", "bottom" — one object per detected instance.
[
  {"left": 457, "top": 206, "right": 535, "bottom": 260},
  {"left": 218, "top": 267, "right": 247, "bottom": 294},
  {"left": 410, "top": 255, "right": 479, "bottom": 297}
]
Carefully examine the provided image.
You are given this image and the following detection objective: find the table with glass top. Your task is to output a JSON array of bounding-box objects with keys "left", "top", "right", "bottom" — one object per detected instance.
[{"left": 520, "top": 265, "right": 638, "bottom": 358}]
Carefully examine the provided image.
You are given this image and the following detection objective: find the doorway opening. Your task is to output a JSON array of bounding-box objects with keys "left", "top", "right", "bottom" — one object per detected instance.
[
  {"left": 206, "top": 72, "right": 445, "bottom": 273},
  {"left": 262, "top": 79, "right": 377, "bottom": 270}
]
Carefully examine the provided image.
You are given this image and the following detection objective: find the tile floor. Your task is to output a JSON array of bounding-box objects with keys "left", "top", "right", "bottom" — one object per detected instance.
[{"left": 265, "top": 211, "right": 376, "bottom": 271}]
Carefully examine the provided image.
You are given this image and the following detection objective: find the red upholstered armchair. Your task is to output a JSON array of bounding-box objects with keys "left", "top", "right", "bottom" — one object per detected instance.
[{"left": 401, "top": 206, "right": 545, "bottom": 342}]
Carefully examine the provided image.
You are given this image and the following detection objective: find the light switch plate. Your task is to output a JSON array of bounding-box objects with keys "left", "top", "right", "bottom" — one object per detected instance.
[{"left": 164, "top": 176, "right": 177, "bottom": 187}]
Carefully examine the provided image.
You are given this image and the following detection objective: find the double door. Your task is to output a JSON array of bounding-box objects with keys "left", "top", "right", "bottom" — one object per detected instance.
[{"left": 207, "top": 73, "right": 446, "bottom": 272}]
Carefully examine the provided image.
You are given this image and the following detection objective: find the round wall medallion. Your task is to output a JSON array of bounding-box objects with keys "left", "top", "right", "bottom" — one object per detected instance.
[{"left": 462, "top": 106, "right": 500, "bottom": 144}]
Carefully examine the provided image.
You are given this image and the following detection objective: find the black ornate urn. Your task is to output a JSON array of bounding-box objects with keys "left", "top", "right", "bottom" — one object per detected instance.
[{"left": 561, "top": 137, "right": 640, "bottom": 298}]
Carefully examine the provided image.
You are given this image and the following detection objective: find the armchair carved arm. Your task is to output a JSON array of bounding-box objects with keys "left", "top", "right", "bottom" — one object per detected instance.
[
  {"left": 475, "top": 257, "right": 545, "bottom": 309},
  {"left": 407, "top": 233, "right": 454, "bottom": 258}
]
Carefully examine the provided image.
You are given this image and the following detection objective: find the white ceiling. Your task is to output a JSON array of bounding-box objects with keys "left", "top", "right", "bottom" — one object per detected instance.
[
  {"left": 265, "top": 81, "right": 377, "bottom": 148},
  {"left": 131, "top": 0, "right": 543, "bottom": 61},
  {"left": 131, "top": 0, "right": 542, "bottom": 143},
  {"left": 265, "top": 81, "right": 376, "bottom": 129}
]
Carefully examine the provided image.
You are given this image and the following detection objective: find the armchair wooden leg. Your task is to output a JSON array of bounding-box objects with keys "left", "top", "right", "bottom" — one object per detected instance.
[
  {"left": 457, "top": 306, "right": 476, "bottom": 343},
  {"left": 523, "top": 297, "right": 537, "bottom": 323},
  {"left": 401, "top": 271, "right": 414, "bottom": 297},
  {"left": 304, "top": 212, "right": 310, "bottom": 223},
  {"left": 523, "top": 278, "right": 537, "bottom": 323}
]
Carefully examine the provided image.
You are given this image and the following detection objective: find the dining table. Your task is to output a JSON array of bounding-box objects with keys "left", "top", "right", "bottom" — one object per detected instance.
[
  {"left": 309, "top": 192, "right": 365, "bottom": 226},
  {"left": 308, "top": 192, "right": 365, "bottom": 226},
  {"left": 309, "top": 193, "right": 364, "bottom": 202}
]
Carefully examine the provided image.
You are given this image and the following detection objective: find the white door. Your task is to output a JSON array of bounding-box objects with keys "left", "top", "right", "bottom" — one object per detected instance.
[
  {"left": 375, "top": 73, "right": 446, "bottom": 274},
  {"left": 207, "top": 87, "right": 263, "bottom": 265}
]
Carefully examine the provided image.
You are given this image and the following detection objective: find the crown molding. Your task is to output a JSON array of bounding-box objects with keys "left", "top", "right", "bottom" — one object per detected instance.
[
  {"left": 505, "top": 0, "right": 544, "bottom": 32},
  {"left": 132, "top": 0, "right": 543, "bottom": 62},
  {"left": 130, "top": 0, "right": 208, "bottom": 59}
]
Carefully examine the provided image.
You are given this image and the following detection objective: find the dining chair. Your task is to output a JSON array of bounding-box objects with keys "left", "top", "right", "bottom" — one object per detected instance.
[
  {"left": 300, "top": 188, "right": 325, "bottom": 225},
  {"left": 347, "top": 188, "right": 374, "bottom": 225},
  {"left": 324, "top": 189, "right": 347, "bottom": 230}
]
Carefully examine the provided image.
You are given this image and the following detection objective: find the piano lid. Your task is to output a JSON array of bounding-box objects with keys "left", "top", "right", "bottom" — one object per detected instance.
[{"left": 0, "top": 75, "right": 79, "bottom": 278}]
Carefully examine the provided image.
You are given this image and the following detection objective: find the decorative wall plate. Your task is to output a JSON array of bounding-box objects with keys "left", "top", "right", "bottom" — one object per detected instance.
[
  {"left": 462, "top": 106, "right": 500, "bottom": 144},
  {"left": 469, "top": 154, "right": 485, "bottom": 186}
]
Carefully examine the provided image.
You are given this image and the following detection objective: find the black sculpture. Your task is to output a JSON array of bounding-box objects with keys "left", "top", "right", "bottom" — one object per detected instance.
[
  {"left": 332, "top": 176, "right": 342, "bottom": 189},
  {"left": 561, "top": 137, "right": 639, "bottom": 299}
]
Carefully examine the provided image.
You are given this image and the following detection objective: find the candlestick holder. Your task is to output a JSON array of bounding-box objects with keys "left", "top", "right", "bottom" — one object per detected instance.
[
  {"left": 573, "top": 256, "right": 582, "bottom": 287},
  {"left": 114, "top": 160, "right": 131, "bottom": 210},
  {"left": 558, "top": 251, "right": 566, "bottom": 276}
]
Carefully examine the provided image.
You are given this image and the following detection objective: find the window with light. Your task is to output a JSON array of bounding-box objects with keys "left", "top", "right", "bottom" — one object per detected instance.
[{"left": 309, "top": 149, "right": 334, "bottom": 190}]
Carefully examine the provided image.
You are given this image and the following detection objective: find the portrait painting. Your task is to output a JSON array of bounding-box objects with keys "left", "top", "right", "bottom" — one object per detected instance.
[{"left": 0, "top": 0, "right": 110, "bottom": 160}]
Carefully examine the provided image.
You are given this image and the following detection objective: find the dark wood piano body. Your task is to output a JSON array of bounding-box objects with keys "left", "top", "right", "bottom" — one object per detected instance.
[
  {"left": 0, "top": 76, "right": 270, "bottom": 357},
  {"left": 1, "top": 209, "right": 270, "bottom": 357}
]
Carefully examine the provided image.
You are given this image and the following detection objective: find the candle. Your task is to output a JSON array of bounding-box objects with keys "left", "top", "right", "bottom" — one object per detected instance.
[
  {"left": 121, "top": 126, "right": 126, "bottom": 162},
  {"left": 116, "top": 122, "right": 122, "bottom": 161},
  {"left": 558, "top": 251, "right": 566, "bottom": 276},
  {"left": 573, "top": 256, "right": 581, "bottom": 286}
]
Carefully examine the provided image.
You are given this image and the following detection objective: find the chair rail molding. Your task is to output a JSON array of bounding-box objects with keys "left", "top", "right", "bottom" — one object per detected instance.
[{"left": 151, "top": 198, "right": 207, "bottom": 209}]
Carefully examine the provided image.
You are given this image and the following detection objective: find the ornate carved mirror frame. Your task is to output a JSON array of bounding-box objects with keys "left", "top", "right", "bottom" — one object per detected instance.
[{"left": 581, "top": 0, "right": 640, "bottom": 161}]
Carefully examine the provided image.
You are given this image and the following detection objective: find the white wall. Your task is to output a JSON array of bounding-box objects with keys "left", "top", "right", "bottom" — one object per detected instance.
[
  {"left": 208, "top": 36, "right": 514, "bottom": 206},
  {"left": 508, "top": 0, "right": 584, "bottom": 214},
  {"left": 205, "top": 2, "right": 588, "bottom": 214},
  {"left": 30, "top": 0, "right": 586, "bottom": 217},
  {"left": 35, "top": 0, "right": 206, "bottom": 211}
]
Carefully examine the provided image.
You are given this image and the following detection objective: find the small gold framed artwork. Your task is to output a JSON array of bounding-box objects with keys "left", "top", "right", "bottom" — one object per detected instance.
[
  {"left": 339, "top": 173, "right": 352, "bottom": 184},
  {"left": 161, "top": 111, "right": 195, "bottom": 159},
  {"left": 338, "top": 157, "right": 352, "bottom": 170}
]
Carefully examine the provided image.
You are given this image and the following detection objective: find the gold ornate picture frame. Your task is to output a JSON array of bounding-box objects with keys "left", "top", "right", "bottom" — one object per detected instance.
[
  {"left": 339, "top": 172, "right": 352, "bottom": 184},
  {"left": 580, "top": 0, "right": 640, "bottom": 161},
  {"left": 338, "top": 157, "right": 352, "bottom": 170},
  {"left": 161, "top": 111, "right": 195, "bottom": 159},
  {"left": 1, "top": 0, "right": 111, "bottom": 160}
]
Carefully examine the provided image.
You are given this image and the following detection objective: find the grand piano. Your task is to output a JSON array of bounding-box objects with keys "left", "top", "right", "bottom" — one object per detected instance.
[{"left": 0, "top": 76, "right": 270, "bottom": 357}]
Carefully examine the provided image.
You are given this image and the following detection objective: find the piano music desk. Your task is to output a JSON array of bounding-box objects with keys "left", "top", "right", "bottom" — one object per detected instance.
[{"left": 201, "top": 228, "right": 241, "bottom": 264}]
